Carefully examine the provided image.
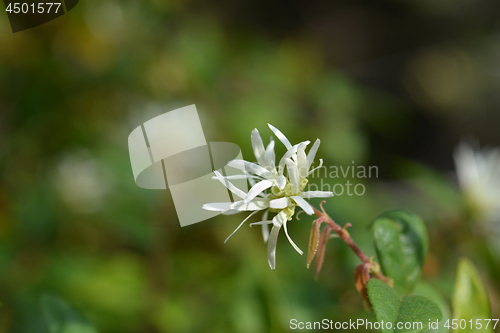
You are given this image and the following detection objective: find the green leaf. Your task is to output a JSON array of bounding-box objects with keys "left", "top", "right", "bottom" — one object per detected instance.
[
  {"left": 413, "top": 282, "right": 451, "bottom": 333},
  {"left": 370, "top": 211, "right": 428, "bottom": 294},
  {"left": 367, "top": 279, "right": 442, "bottom": 333},
  {"left": 451, "top": 258, "right": 492, "bottom": 333},
  {"left": 41, "top": 294, "right": 98, "bottom": 333}
]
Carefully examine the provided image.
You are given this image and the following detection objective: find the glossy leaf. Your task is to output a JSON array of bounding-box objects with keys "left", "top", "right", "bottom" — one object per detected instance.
[
  {"left": 451, "top": 258, "right": 492, "bottom": 333},
  {"left": 371, "top": 211, "right": 428, "bottom": 295},
  {"left": 367, "top": 279, "right": 442, "bottom": 333}
]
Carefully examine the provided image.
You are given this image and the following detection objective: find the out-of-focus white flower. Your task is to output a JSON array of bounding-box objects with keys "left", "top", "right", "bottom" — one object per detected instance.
[
  {"left": 53, "top": 149, "right": 112, "bottom": 214},
  {"left": 454, "top": 142, "right": 500, "bottom": 226},
  {"left": 203, "top": 124, "right": 333, "bottom": 269}
]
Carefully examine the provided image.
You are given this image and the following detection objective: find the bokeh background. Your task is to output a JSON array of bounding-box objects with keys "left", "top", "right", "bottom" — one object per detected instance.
[{"left": 0, "top": 0, "right": 499, "bottom": 332}]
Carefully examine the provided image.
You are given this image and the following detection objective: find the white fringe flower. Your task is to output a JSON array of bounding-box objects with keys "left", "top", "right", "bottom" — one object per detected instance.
[{"left": 203, "top": 124, "right": 333, "bottom": 269}]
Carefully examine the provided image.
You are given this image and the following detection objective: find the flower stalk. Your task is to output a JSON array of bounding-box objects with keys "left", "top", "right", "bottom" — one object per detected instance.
[{"left": 311, "top": 204, "right": 392, "bottom": 286}]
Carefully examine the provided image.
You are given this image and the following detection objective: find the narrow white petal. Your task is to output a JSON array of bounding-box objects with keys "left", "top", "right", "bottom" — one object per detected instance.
[
  {"left": 285, "top": 158, "right": 300, "bottom": 194},
  {"left": 297, "top": 143, "right": 308, "bottom": 179},
  {"left": 242, "top": 179, "right": 273, "bottom": 203},
  {"left": 269, "top": 197, "right": 291, "bottom": 209},
  {"left": 246, "top": 171, "right": 257, "bottom": 187},
  {"left": 291, "top": 195, "right": 314, "bottom": 215},
  {"left": 300, "top": 191, "right": 334, "bottom": 198},
  {"left": 262, "top": 209, "right": 269, "bottom": 220},
  {"left": 249, "top": 221, "right": 273, "bottom": 227},
  {"left": 257, "top": 191, "right": 269, "bottom": 198},
  {"left": 275, "top": 175, "right": 287, "bottom": 190},
  {"left": 251, "top": 128, "right": 267, "bottom": 166},
  {"left": 277, "top": 142, "right": 309, "bottom": 175},
  {"left": 222, "top": 170, "right": 261, "bottom": 186},
  {"left": 307, "top": 139, "right": 320, "bottom": 170},
  {"left": 261, "top": 209, "right": 270, "bottom": 242},
  {"left": 273, "top": 210, "right": 287, "bottom": 227},
  {"left": 278, "top": 145, "right": 298, "bottom": 175},
  {"left": 264, "top": 139, "right": 276, "bottom": 171},
  {"left": 268, "top": 123, "right": 292, "bottom": 150},
  {"left": 222, "top": 210, "right": 244, "bottom": 215},
  {"left": 231, "top": 199, "right": 269, "bottom": 211},
  {"left": 225, "top": 210, "right": 259, "bottom": 243},
  {"left": 267, "top": 225, "right": 281, "bottom": 269},
  {"left": 213, "top": 170, "right": 247, "bottom": 199},
  {"left": 212, "top": 174, "right": 262, "bottom": 180},
  {"left": 228, "top": 159, "right": 273, "bottom": 178},
  {"left": 278, "top": 146, "right": 298, "bottom": 175},
  {"left": 202, "top": 202, "right": 233, "bottom": 212},
  {"left": 283, "top": 220, "right": 303, "bottom": 255},
  {"left": 308, "top": 158, "right": 324, "bottom": 176}
]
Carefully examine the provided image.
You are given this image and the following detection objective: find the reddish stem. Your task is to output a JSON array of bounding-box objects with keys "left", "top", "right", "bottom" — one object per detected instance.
[{"left": 312, "top": 206, "right": 391, "bottom": 285}]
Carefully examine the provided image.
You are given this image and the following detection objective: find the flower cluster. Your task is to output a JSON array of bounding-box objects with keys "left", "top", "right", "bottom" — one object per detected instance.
[{"left": 203, "top": 124, "right": 333, "bottom": 269}]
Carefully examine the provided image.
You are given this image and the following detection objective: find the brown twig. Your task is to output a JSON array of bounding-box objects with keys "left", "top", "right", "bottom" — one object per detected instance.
[{"left": 312, "top": 205, "right": 392, "bottom": 285}]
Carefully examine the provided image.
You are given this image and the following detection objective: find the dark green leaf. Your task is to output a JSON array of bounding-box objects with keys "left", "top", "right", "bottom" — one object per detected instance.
[
  {"left": 367, "top": 279, "right": 442, "bottom": 333},
  {"left": 413, "top": 282, "right": 451, "bottom": 333},
  {"left": 41, "top": 294, "right": 98, "bottom": 333},
  {"left": 370, "top": 211, "right": 428, "bottom": 294}
]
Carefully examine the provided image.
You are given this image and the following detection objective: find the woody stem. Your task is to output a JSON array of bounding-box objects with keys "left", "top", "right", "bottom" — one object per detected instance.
[{"left": 312, "top": 206, "right": 391, "bottom": 284}]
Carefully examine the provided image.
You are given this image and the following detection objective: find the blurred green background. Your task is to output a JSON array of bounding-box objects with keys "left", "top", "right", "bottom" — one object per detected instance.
[{"left": 0, "top": 0, "right": 499, "bottom": 332}]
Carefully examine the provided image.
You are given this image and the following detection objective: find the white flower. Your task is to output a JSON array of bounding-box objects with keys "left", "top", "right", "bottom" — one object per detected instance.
[
  {"left": 454, "top": 142, "right": 500, "bottom": 226},
  {"left": 454, "top": 142, "right": 500, "bottom": 259},
  {"left": 203, "top": 124, "right": 333, "bottom": 269}
]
